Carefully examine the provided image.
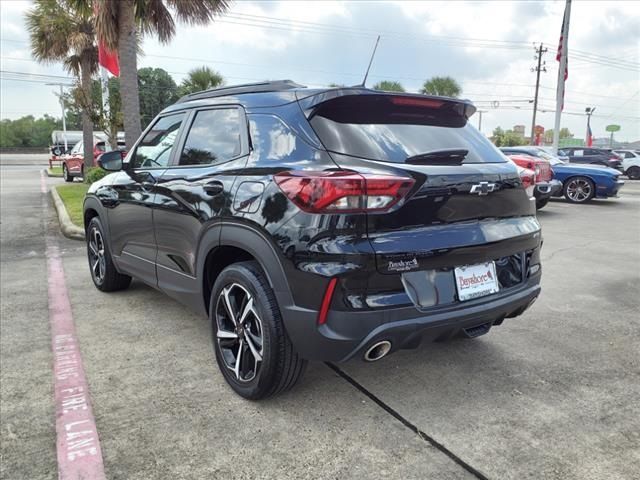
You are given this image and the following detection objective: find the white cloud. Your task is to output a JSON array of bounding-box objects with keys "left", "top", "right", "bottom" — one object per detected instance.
[{"left": 1, "top": 0, "right": 638, "bottom": 141}]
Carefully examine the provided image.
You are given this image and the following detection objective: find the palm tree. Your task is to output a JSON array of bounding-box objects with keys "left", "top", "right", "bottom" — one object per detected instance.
[
  {"left": 421, "top": 76, "right": 462, "bottom": 98},
  {"left": 27, "top": 0, "right": 97, "bottom": 170},
  {"left": 372, "top": 80, "right": 405, "bottom": 92},
  {"left": 94, "top": 0, "right": 230, "bottom": 149},
  {"left": 179, "top": 66, "right": 224, "bottom": 96}
]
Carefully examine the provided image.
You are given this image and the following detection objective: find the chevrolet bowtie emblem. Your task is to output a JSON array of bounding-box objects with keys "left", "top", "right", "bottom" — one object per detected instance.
[{"left": 470, "top": 182, "right": 497, "bottom": 196}]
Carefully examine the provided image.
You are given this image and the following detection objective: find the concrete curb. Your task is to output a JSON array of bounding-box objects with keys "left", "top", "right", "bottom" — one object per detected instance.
[
  {"left": 45, "top": 169, "right": 63, "bottom": 178},
  {"left": 50, "top": 185, "right": 85, "bottom": 241}
]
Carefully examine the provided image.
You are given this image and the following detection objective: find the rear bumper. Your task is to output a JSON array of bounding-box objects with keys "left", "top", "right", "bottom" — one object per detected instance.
[
  {"left": 535, "top": 180, "right": 562, "bottom": 200},
  {"left": 282, "top": 273, "right": 541, "bottom": 362}
]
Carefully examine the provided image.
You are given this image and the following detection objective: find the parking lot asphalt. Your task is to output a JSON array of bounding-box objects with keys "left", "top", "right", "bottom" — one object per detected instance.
[{"left": 1, "top": 162, "right": 639, "bottom": 480}]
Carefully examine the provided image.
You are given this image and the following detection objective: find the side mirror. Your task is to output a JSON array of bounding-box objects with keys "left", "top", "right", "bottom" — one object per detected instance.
[{"left": 97, "top": 150, "right": 124, "bottom": 171}]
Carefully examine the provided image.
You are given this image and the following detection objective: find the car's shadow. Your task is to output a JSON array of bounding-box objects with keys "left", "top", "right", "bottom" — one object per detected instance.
[{"left": 549, "top": 198, "right": 622, "bottom": 207}]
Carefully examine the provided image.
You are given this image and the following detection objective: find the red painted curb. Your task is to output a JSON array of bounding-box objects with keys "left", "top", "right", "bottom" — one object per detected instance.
[{"left": 42, "top": 172, "right": 107, "bottom": 480}]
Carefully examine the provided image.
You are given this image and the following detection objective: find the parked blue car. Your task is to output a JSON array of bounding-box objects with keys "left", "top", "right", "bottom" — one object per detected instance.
[{"left": 548, "top": 157, "right": 624, "bottom": 203}]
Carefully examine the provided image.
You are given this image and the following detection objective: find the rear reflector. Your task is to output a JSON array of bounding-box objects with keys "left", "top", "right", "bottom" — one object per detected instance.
[
  {"left": 274, "top": 170, "right": 415, "bottom": 214},
  {"left": 317, "top": 278, "right": 338, "bottom": 325}
]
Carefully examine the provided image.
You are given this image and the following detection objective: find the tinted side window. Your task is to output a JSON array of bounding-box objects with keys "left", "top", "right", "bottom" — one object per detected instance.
[
  {"left": 179, "top": 108, "right": 242, "bottom": 166},
  {"left": 248, "top": 114, "right": 298, "bottom": 161},
  {"left": 133, "top": 113, "right": 185, "bottom": 168}
]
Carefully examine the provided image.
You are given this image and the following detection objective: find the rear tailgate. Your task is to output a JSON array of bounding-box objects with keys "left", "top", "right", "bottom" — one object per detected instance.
[{"left": 305, "top": 92, "right": 540, "bottom": 275}]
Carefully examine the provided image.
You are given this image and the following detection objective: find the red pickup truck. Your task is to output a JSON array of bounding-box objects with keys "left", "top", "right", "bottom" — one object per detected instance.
[
  {"left": 61, "top": 140, "right": 126, "bottom": 182},
  {"left": 507, "top": 154, "right": 562, "bottom": 209}
]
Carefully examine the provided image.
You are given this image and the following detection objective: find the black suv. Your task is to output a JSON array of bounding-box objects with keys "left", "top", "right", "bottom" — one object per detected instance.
[
  {"left": 85, "top": 81, "right": 542, "bottom": 399},
  {"left": 558, "top": 147, "right": 623, "bottom": 170}
]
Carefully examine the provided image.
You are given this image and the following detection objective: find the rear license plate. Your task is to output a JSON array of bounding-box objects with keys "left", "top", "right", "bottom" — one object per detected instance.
[{"left": 454, "top": 262, "right": 499, "bottom": 301}]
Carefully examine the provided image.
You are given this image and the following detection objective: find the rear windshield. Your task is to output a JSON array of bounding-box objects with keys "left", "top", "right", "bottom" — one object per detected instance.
[{"left": 309, "top": 95, "right": 506, "bottom": 164}]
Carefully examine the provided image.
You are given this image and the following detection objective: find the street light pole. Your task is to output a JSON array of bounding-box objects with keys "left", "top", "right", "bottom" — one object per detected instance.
[
  {"left": 47, "top": 83, "right": 68, "bottom": 152},
  {"left": 585, "top": 107, "right": 595, "bottom": 147}
]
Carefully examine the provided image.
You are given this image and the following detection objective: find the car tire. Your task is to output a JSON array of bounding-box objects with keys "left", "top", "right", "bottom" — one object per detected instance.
[
  {"left": 62, "top": 164, "right": 73, "bottom": 183},
  {"left": 80, "top": 165, "right": 85, "bottom": 180},
  {"left": 563, "top": 176, "right": 595, "bottom": 203},
  {"left": 536, "top": 198, "right": 549, "bottom": 210},
  {"left": 86, "top": 217, "right": 131, "bottom": 292},
  {"left": 626, "top": 166, "right": 640, "bottom": 180},
  {"left": 210, "top": 261, "right": 307, "bottom": 400}
]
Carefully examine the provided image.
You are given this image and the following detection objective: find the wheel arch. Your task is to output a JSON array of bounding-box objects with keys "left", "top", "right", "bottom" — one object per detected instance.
[
  {"left": 83, "top": 196, "right": 111, "bottom": 241},
  {"left": 198, "top": 222, "right": 294, "bottom": 316}
]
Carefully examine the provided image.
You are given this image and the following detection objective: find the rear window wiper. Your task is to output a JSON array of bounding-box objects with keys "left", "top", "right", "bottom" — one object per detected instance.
[{"left": 405, "top": 149, "right": 468, "bottom": 165}]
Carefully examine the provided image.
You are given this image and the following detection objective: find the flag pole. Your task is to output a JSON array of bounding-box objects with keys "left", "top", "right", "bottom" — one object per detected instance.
[
  {"left": 100, "top": 66, "right": 111, "bottom": 152},
  {"left": 552, "top": 0, "right": 572, "bottom": 154}
]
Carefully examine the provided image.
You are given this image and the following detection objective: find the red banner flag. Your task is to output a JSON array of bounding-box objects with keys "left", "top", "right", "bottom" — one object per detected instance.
[{"left": 98, "top": 41, "right": 119, "bottom": 77}]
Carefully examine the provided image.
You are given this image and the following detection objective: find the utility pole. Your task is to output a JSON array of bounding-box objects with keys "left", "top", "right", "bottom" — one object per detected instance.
[
  {"left": 530, "top": 43, "right": 547, "bottom": 145},
  {"left": 477, "top": 110, "right": 487, "bottom": 133}
]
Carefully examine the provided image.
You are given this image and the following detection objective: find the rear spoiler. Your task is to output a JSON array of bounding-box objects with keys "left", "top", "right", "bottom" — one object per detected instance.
[{"left": 296, "top": 88, "right": 477, "bottom": 121}]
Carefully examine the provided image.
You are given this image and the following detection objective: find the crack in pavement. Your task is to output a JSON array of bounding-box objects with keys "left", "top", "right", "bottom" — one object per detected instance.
[{"left": 326, "top": 362, "right": 490, "bottom": 480}]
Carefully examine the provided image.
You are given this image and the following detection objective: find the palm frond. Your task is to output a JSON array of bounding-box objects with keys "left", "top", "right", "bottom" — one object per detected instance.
[
  {"left": 136, "top": 0, "right": 175, "bottom": 44},
  {"left": 94, "top": 0, "right": 120, "bottom": 50},
  {"left": 64, "top": 54, "right": 82, "bottom": 77},
  {"left": 27, "top": 0, "right": 99, "bottom": 78},
  {"left": 165, "top": 0, "right": 230, "bottom": 25}
]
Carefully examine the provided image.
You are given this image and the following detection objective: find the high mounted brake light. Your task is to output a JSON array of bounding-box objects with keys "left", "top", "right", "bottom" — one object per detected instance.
[
  {"left": 274, "top": 170, "right": 415, "bottom": 214},
  {"left": 390, "top": 97, "right": 444, "bottom": 108}
]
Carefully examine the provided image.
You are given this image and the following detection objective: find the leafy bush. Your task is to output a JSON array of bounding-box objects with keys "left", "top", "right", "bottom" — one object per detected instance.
[{"left": 84, "top": 167, "right": 109, "bottom": 184}]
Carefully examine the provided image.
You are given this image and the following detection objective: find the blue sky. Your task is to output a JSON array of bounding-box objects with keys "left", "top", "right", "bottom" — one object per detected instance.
[{"left": 1, "top": 0, "right": 639, "bottom": 141}]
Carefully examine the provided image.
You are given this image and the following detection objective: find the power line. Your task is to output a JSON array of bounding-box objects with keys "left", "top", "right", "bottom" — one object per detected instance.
[{"left": 3, "top": 53, "right": 630, "bottom": 104}]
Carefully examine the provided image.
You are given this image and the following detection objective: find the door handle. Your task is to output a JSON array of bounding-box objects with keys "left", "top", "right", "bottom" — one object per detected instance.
[{"left": 203, "top": 181, "right": 224, "bottom": 196}]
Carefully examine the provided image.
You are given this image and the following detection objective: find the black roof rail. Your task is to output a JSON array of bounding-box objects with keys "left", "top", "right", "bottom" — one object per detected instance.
[{"left": 176, "top": 79, "right": 306, "bottom": 103}]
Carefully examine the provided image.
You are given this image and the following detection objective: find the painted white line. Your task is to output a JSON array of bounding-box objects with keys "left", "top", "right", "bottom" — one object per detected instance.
[{"left": 41, "top": 172, "right": 107, "bottom": 480}]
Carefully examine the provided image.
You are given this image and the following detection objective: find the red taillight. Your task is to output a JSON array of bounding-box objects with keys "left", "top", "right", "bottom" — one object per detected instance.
[
  {"left": 274, "top": 170, "right": 415, "bottom": 213},
  {"left": 390, "top": 97, "right": 444, "bottom": 108},
  {"left": 317, "top": 278, "right": 338, "bottom": 325},
  {"left": 520, "top": 169, "right": 535, "bottom": 187}
]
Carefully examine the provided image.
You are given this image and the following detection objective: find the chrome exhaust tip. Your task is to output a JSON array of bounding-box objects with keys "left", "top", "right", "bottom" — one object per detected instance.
[{"left": 363, "top": 341, "right": 392, "bottom": 362}]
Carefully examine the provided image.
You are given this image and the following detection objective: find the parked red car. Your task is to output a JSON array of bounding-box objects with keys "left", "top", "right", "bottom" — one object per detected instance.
[
  {"left": 507, "top": 154, "right": 562, "bottom": 209},
  {"left": 61, "top": 140, "right": 126, "bottom": 182}
]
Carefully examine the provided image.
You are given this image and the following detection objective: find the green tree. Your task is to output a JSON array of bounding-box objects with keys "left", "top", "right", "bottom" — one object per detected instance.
[
  {"left": 543, "top": 127, "right": 574, "bottom": 144},
  {"left": 27, "top": 0, "right": 97, "bottom": 169},
  {"left": 492, "top": 127, "right": 525, "bottom": 147},
  {"left": 0, "top": 115, "right": 62, "bottom": 148},
  {"left": 138, "top": 67, "right": 179, "bottom": 128},
  {"left": 372, "top": 80, "right": 405, "bottom": 92},
  {"left": 420, "top": 76, "right": 462, "bottom": 97},
  {"left": 179, "top": 66, "right": 224, "bottom": 96},
  {"left": 93, "top": 0, "right": 230, "bottom": 150},
  {"left": 66, "top": 77, "right": 122, "bottom": 147}
]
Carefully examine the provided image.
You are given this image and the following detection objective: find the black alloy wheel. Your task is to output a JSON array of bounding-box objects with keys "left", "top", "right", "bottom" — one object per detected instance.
[
  {"left": 210, "top": 261, "right": 306, "bottom": 400},
  {"left": 215, "top": 282, "right": 264, "bottom": 383},
  {"left": 627, "top": 166, "right": 640, "bottom": 180},
  {"left": 86, "top": 217, "right": 131, "bottom": 292}
]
